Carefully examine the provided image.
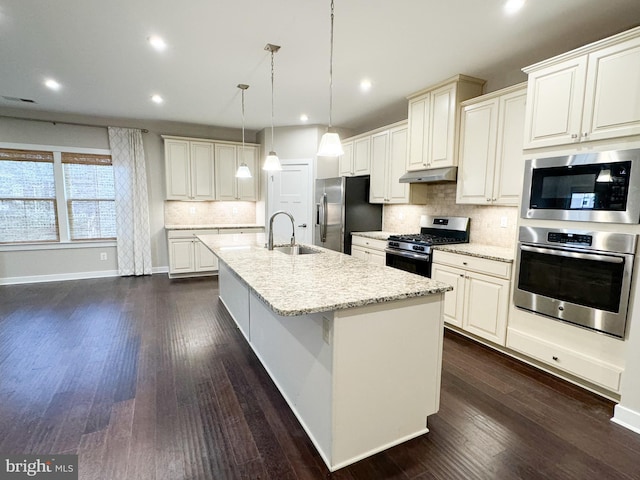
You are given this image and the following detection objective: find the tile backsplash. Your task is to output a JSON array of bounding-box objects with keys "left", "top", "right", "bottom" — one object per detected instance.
[
  {"left": 164, "top": 201, "right": 257, "bottom": 225},
  {"left": 383, "top": 184, "right": 519, "bottom": 249}
]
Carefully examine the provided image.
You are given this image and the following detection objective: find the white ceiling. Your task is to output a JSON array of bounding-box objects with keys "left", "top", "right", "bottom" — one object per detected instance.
[{"left": 1, "top": 0, "right": 640, "bottom": 133}]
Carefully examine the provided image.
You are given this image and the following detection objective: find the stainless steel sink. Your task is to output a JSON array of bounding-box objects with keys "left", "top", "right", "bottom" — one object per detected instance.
[{"left": 272, "top": 245, "right": 321, "bottom": 255}]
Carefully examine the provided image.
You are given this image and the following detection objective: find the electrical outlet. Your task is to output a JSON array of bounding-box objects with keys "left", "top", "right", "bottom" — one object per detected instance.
[
  {"left": 322, "top": 316, "right": 332, "bottom": 344},
  {"left": 232, "top": 207, "right": 238, "bottom": 215},
  {"left": 399, "top": 211, "right": 405, "bottom": 220},
  {"left": 189, "top": 206, "right": 196, "bottom": 214},
  {"left": 500, "top": 216, "right": 508, "bottom": 228},
  {"left": 100, "top": 252, "right": 107, "bottom": 261}
]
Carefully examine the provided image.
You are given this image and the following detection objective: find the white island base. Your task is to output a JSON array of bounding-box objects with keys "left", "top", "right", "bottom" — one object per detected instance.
[{"left": 219, "top": 262, "right": 445, "bottom": 471}]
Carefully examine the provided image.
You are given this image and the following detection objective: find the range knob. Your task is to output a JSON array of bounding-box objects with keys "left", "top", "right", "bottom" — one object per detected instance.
[{"left": 413, "top": 245, "right": 425, "bottom": 252}]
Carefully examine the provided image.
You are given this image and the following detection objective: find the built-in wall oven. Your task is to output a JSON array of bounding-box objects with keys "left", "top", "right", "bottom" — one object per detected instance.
[
  {"left": 521, "top": 148, "right": 640, "bottom": 224},
  {"left": 514, "top": 226, "right": 637, "bottom": 338}
]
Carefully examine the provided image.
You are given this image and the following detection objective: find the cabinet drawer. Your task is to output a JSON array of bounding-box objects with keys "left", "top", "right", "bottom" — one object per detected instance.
[
  {"left": 351, "top": 235, "right": 387, "bottom": 252},
  {"left": 432, "top": 250, "right": 510, "bottom": 279},
  {"left": 507, "top": 328, "right": 622, "bottom": 392},
  {"left": 167, "top": 228, "right": 219, "bottom": 239}
]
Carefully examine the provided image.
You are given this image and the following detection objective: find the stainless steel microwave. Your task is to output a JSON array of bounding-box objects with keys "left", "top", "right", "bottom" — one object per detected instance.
[{"left": 521, "top": 148, "right": 640, "bottom": 224}]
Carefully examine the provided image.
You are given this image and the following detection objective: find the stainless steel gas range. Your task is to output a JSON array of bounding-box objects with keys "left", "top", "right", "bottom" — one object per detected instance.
[{"left": 385, "top": 216, "right": 470, "bottom": 278}]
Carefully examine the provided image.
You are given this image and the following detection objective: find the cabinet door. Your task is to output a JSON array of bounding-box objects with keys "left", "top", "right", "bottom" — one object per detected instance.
[
  {"left": 169, "top": 239, "right": 195, "bottom": 274},
  {"left": 368, "top": 249, "right": 386, "bottom": 266},
  {"left": 523, "top": 56, "right": 587, "bottom": 149},
  {"left": 339, "top": 141, "right": 354, "bottom": 176},
  {"left": 237, "top": 145, "right": 259, "bottom": 201},
  {"left": 369, "top": 131, "right": 388, "bottom": 203},
  {"left": 387, "top": 126, "right": 409, "bottom": 204},
  {"left": 214, "top": 144, "right": 238, "bottom": 201},
  {"left": 351, "top": 245, "right": 368, "bottom": 261},
  {"left": 165, "top": 140, "right": 191, "bottom": 199},
  {"left": 353, "top": 137, "right": 371, "bottom": 175},
  {"left": 194, "top": 240, "right": 218, "bottom": 272},
  {"left": 429, "top": 83, "right": 456, "bottom": 168},
  {"left": 493, "top": 90, "right": 526, "bottom": 206},
  {"left": 582, "top": 35, "right": 640, "bottom": 141},
  {"left": 190, "top": 141, "right": 215, "bottom": 200},
  {"left": 407, "top": 95, "right": 430, "bottom": 171},
  {"left": 456, "top": 99, "right": 498, "bottom": 205},
  {"left": 463, "top": 270, "right": 509, "bottom": 345},
  {"left": 432, "top": 263, "right": 465, "bottom": 328}
]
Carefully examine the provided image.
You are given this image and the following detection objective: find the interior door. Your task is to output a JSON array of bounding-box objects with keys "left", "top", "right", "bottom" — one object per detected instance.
[{"left": 268, "top": 162, "right": 312, "bottom": 244}]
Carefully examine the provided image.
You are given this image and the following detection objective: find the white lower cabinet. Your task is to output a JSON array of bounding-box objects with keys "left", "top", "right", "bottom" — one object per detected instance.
[
  {"left": 166, "top": 227, "right": 264, "bottom": 278},
  {"left": 351, "top": 235, "right": 387, "bottom": 266},
  {"left": 432, "top": 250, "right": 511, "bottom": 346}
]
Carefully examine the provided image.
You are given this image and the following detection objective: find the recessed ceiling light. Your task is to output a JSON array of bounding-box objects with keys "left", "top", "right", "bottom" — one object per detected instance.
[
  {"left": 44, "top": 78, "right": 61, "bottom": 91},
  {"left": 148, "top": 35, "right": 167, "bottom": 51},
  {"left": 300, "top": 114, "right": 309, "bottom": 122},
  {"left": 360, "top": 79, "right": 372, "bottom": 92},
  {"left": 504, "top": 0, "right": 526, "bottom": 15},
  {"left": 151, "top": 94, "right": 164, "bottom": 104}
]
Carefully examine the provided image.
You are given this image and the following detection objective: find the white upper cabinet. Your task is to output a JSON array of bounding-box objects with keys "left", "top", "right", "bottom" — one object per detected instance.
[
  {"left": 214, "top": 143, "right": 259, "bottom": 201},
  {"left": 163, "top": 135, "right": 258, "bottom": 201},
  {"left": 523, "top": 27, "right": 640, "bottom": 149},
  {"left": 164, "top": 138, "right": 215, "bottom": 200},
  {"left": 369, "top": 123, "right": 409, "bottom": 204},
  {"left": 407, "top": 75, "right": 485, "bottom": 171},
  {"left": 338, "top": 141, "right": 354, "bottom": 176},
  {"left": 457, "top": 84, "right": 527, "bottom": 206}
]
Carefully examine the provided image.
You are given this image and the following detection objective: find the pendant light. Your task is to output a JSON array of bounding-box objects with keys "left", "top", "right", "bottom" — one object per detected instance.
[
  {"left": 317, "top": 0, "right": 344, "bottom": 157},
  {"left": 235, "top": 84, "right": 252, "bottom": 178},
  {"left": 263, "top": 43, "right": 282, "bottom": 171}
]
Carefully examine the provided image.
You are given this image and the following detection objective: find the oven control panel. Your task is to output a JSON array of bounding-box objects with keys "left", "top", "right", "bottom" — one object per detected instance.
[{"left": 547, "top": 232, "right": 592, "bottom": 246}]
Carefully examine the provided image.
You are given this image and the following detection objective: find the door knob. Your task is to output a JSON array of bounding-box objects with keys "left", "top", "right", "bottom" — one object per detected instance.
[{"left": 298, "top": 223, "right": 307, "bottom": 228}]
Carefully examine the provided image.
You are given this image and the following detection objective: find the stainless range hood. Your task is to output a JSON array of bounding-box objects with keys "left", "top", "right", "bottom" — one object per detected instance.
[{"left": 398, "top": 166, "right": 457, "bottom": 184}]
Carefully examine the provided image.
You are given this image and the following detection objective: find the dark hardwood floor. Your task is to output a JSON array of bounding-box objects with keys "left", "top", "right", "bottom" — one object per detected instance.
[{"left": 1, "top": 275, "right": 639, "bottom": 479}]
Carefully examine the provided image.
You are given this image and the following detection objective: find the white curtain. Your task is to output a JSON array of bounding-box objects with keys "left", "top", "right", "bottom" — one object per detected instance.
[{"left": 108, "top": 127, "right": 153, "bottom": 276}]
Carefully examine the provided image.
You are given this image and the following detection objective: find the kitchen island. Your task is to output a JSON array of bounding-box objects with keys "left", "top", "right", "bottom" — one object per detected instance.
[{"left": 198, "top": 233, "right": 452, "bottom": 471}]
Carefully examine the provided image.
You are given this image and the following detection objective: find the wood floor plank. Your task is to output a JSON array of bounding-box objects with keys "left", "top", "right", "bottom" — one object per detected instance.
[{"left": 2, "top": 276, "right": 640, "bottom": 480}]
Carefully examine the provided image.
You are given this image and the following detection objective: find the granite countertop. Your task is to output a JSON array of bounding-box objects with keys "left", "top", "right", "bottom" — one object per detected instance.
[
  {"left": 165, "top": 223, "right": 264, "bottom": 230},
  {"left": 351, "top": 231, "right": 397, "bottom": 241},
  {"left": 433, "top": 243, "right": 515, "bottom": 263},
  {"left": 197, "top": 233, "right": 452, "bottom": 317}
]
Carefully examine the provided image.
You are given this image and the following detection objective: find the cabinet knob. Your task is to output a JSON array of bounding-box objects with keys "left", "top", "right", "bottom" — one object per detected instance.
[
  {"left": 486, "top": 198, "right": 491, "bottom": 202},
  {"left": 463, "top": 262, "right": 468, "bottom": 265},
  {"left": 571, "top": 134, "right": 578, "bottom": 139},
  {"left": 552, "top": 356, "right": 559, "bottom": 361},
  {"left": 492, "top": 198, "right": 497, "bottom": 202},
  {"left": 582, "top": 132, "right": 589, "bottom": 137}
]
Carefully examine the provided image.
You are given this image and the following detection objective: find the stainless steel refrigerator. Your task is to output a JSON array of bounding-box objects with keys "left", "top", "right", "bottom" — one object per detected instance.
[{"left": 314, "top": 176, "right": 383, "bottom": 254}]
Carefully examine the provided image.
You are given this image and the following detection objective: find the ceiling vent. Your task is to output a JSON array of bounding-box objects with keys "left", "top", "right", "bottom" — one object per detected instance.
[{"left": 2, "top": 96, "right": 36, "bottom": 103}]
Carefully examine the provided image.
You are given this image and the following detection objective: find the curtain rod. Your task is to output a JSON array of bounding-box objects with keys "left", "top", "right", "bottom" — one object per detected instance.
[{"left": 0, "top": 114, "right": 149, "bottom": 133}]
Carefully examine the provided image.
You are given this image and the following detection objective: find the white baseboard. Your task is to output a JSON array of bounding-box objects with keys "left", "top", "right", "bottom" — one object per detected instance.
[
  {"left": 153, "top": 266, "right": 169, "bottom": 274},
  {"left": 0, "top": 269, "right": 120, "bottom": 285},
  {"left": 612, "top": 404, "right": 640, "bottom": 435}
]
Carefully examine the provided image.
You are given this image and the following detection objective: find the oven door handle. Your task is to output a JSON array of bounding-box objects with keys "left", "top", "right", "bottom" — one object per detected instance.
[
  {"left": 520, "top": 244, "right": 625, "bottom": 264},
  {"left": 385, "top": 249, "right": 431, "bottom": 262}
]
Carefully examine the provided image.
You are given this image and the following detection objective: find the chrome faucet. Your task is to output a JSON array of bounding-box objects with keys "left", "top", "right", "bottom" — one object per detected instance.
[{"left": 267, "top": 210, "right": 296, "bottom": 250}]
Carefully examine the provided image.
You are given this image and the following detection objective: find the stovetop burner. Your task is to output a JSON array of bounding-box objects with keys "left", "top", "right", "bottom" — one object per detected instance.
[
  {"left": 388, "top": 233, "right": 465, "bottom": 245},
  {"left": 387, "top": 216, "right": 471, "bottom": 251}
]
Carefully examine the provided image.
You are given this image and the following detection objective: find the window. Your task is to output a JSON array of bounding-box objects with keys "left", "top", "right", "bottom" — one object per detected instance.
[
  {"left": 0, "top": 147, "right": 115, "bottom": 244},
  {"left": 62, "top": 153, "right": 116, "bottom": 240}
]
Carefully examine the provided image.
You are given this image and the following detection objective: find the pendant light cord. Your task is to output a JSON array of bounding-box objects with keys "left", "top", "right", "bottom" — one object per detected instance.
[
  {"left": 241, "top": 88, "right": 246, "bottom": 149},
  {"left": 328, "top": 0, "right": 335, "bottom": 129},
  {"left": 270, "top": 49, "right": 275, "bottom": 152}
]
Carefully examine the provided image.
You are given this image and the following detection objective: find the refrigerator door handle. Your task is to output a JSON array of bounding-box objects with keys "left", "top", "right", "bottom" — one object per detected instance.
[{"left": 320, "top": 193, "right": 328, "bottom": 242}]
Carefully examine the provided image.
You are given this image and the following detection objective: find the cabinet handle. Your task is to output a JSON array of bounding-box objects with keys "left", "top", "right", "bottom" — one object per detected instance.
[
  {"left": 582, "top": 132, "right": 589, "bottom": 137},
  {"left": 552, "top": 356, "right": 559, "bottom": 361},
  {"left": 571, "top": 133, "right": 578, "bottom": 139},
  {"left": 486, "top": 198, "right": 491, "bottom": 202},
  {"left": 492, "top": 198, "right": 497, "bottom": 202},
  {"left": 463, "top": 262, "right": 467, "bottom": 265},
  {"left": 459, "top": 274, "right": 464, "bottom": 277}
]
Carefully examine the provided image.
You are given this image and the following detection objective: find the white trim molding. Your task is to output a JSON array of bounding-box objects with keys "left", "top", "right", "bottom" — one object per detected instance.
[
  {"left": 612, "top": 404, "right": 640, "bottom": 435},
  {"left": 0, "top": 269, "right": 119, "bottom": 285}
]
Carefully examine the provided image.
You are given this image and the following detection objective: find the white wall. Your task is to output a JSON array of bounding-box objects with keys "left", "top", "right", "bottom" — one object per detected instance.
[{"left": 0, "top": 108, "right": 255, "bottom": 282}]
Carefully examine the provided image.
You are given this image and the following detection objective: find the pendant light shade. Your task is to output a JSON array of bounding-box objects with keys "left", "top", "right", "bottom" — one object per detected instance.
[
  {"left": 317, "top": 0, "right": 343, "bottom": 157},
  {"left": 235, "top": 84, "right": 253, "bottom": 178},
  {"left": 263, "top": 43, "right": 282, "bottom": 171}
]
